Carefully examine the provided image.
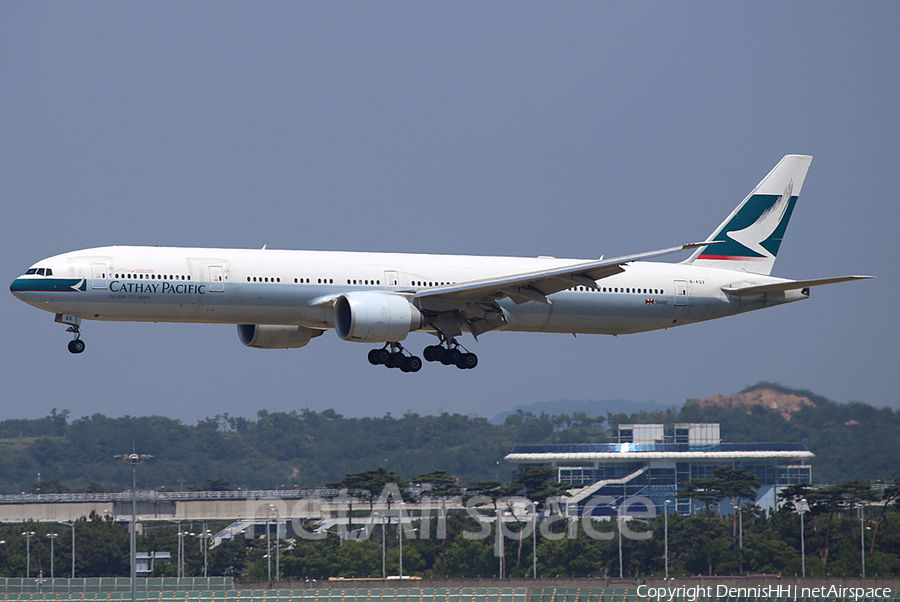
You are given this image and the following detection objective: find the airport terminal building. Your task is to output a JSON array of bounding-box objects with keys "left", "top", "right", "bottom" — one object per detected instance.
[{"left": 504, "top": 423, "right": 813, "bottom": 517}]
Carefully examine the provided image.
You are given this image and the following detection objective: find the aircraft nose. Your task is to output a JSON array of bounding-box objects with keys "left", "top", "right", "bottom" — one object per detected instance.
[{"left": 10, "top": 277, "right": 28, "bottom": 299}]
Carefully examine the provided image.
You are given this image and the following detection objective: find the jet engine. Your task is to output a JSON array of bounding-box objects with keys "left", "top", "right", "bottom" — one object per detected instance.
[
  {"left": 334, "top": 292, "right": 424, "bottom": 343},
  {"left": 237, "top": 324, "right": 323, "bottom": 349}
]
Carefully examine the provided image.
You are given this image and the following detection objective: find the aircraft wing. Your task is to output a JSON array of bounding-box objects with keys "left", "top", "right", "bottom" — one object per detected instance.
[
  {"left": 721, "top": 275, "right": 875, "bottom": 296},
  {"left": 414, "top": 241, "right": 712, "bottom": 306}
]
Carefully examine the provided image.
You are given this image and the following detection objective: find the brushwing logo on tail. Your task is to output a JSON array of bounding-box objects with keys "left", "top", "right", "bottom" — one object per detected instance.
[
  {"left": 726, "top": 180, "right": 793, "bottom": 260},
  {"left": 699, "top": 181, "right": 797, "bottom": 261}
]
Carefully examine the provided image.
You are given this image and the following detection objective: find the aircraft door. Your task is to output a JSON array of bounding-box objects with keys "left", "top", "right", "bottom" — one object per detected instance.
[
  {"left": 91, "top": 263, "right": 108, "bottom": 290},
  {"left": 384, "top": 270, "right": 400, "bottom": 291},
  {"left": 209, "top": 266, "right": 225, "bottom": 292},
  {"left": 674, "top": 280, "right": 688, "bottom": 306}
]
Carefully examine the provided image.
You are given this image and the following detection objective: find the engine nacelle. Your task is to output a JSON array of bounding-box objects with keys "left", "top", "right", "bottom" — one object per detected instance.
[
  {"left": 334, "top": 292, "right": 424, "bottom": 343},
  {"left": 237, "top": 324, "right": 322, "bottom": 349}
]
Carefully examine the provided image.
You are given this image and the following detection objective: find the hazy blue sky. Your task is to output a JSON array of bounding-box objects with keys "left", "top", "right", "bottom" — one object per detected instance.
[{"left": 3, "top": 3, "right": 898, "bottom": 423}]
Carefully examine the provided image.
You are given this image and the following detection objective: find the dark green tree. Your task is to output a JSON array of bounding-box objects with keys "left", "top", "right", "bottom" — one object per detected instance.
[{"left": 677, "top": 477, "right": 727, "bottom": 576}]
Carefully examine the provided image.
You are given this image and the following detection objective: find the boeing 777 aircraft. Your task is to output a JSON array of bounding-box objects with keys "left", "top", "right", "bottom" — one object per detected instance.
[{"left": 11, "top": 155, "right": 871, "bottom": 372}]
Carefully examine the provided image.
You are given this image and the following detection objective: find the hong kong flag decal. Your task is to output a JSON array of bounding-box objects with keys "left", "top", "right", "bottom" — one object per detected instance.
[{"left": 645, "top": 299, "right": 655, "bottom": 305}]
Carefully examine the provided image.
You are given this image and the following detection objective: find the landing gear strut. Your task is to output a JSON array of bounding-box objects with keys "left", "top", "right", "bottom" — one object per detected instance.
[
  {"left": 56, "top": 314, "right": 85, "bottom": 354},
  {"left": 423, "top": 336, "right": 477, "bottom": 370},
  {"left": 367, "top": 343, "right": 422, "bottom": 373}
]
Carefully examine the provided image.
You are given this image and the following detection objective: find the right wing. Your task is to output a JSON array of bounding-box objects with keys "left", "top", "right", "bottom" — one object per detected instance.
[
  {"left": 410, "top": 241, "right": 715, "bottom": 338},
  {"left": 414, "top": 241, "right": 714, "bottom": 306}
]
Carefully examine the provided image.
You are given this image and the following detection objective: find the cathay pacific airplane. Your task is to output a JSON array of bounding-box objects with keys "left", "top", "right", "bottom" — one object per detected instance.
[{"left": 11, "top": 155, "right": 871, "bottom": 372}]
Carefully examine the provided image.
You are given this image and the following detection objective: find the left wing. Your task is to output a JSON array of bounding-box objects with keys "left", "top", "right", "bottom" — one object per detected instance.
[{"left": 721, "top": 275, "right": 874, "bottom": 296}]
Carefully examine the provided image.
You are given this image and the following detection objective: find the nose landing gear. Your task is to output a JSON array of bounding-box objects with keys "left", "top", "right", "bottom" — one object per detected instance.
[{"left": 55, "top": 313, "right": 85, "bottom": 354}]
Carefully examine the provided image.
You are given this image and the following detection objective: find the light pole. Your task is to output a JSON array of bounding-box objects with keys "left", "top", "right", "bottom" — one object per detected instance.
[
  {"left": 373, "top": 512, "right": 385, "bottom": 579},
  {"left": 617, "top": 512, "right": 623, "bottom": 579},
  {"left": 172, "top": 522, "right": 183, "bottom": 578},
  {"left": 609, "top": 505, "right": 623, "bottom": 579},
  {"left": 58, "top": 522, "right": 75, "bottom": 580},
  {"left": 266, "top": 505, "right": 272, "bottom": 581},
  {"left": 46, "top": 533, "right": 59, "bottom": 579},
  {"left": 664, "top": 500, "right": 670, "bottom": 580},
  {"left": 398, "top": 505, "right": 404, "bottom": 579},
  {"left": 532, "top": 501, "right": 538, "bottom": 579},
  {"left": 177, "top": 530, "right": 193, "bottom": 577},
  {"left": 795, "top": 499, "right": 809, "bottom": 578},
  {"left": 737, "top": 505, "right": 743, "bottom": 574},
  {"left": 183, "top": 529, "right": 190, "bottom": 579},
  {"left": 197, "top": 525, "right": 211, "bottom": 579},
  {"left": 22, "top": 531, "right": 35, "bottom": 579},
  {"left": 116, "top": 452, "right": 152, "bottom": 602},
  {"left": 859, "top": 506, "right": 866, "bottom": 578},
  {"left": 267, "top": 505, "right": 280, "bottom": 581}
]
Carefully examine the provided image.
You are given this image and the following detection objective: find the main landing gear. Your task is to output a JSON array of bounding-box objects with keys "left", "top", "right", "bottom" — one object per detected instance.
[
  {"left": 369, "top": 337, "right": 477, "bottom": 372},
  {"left": 367, "top": 343, "right": 422, "bottom": 373},
  {"left": 423, "top": 337, "right": 478, "bottom": 370}
]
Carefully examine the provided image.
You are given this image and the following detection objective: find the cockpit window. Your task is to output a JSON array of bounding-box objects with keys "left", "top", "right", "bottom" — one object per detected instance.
[
  {"left": 26, "top": 268, "right": 37, "bottom": 275},
  {"left": 46, "top": 268, "right": 52, "bottom": 276},
  {"left": 37, "top": 268, "right": 45, "bottom": 276}
]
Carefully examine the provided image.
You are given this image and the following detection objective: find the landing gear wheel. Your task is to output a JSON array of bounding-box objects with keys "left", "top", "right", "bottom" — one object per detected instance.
[
  {"left": 68, "top": 339, "right": 85, "bottom": 354},
  {"left": 386, "top": 352, "right": 405, "bottom": 369},
  {"left": 368, "top": 348, "right": 389, "bottom": 365},
  {"left": 456, "top": 353, "right": 477, "bottom": 369},
  {"left": 441, "top": 348, "right": 461, "bottom": 365},
  {"left": 400, "top": 356, "right": 422, "bottom": 373},
  {"left": 423, "top": 345, "right": 438, "bottom": 362}
]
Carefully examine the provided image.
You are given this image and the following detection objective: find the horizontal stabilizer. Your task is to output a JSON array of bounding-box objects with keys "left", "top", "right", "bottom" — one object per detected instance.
[{"left": 722, "top": 275, "right": 874, "bottom": 296}]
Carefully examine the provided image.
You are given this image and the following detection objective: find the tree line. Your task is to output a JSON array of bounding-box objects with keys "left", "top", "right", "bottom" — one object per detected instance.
[
  {"left": 1, "top": 471, "right": 898, "bottom": 580},
  {"left": 1, "top": 383, "right": 898, "bottom": 494}
]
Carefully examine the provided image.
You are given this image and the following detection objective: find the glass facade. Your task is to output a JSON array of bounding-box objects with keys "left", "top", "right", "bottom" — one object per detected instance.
[{"left": 508, "top": 426, "right": 813, "bottom": 517}]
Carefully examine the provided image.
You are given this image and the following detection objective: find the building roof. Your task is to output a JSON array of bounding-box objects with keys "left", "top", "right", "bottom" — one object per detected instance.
[{"left": 505, "top": 442, "right": 813, "bottom": 463}]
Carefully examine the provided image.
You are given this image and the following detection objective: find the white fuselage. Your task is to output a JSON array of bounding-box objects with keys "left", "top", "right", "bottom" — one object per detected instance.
[{"left": 11, "top": 245, "right": 805, "bottom": 337}]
